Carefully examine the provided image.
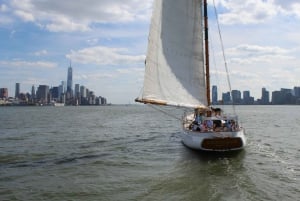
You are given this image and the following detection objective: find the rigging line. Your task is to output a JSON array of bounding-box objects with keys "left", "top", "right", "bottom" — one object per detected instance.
[
  {"left": 212, "top": 0, "right": 237, "bottom": 115},
  {"left": 209, "top": 31, "right": 224, "bottom": 109},
  {"left": 148, "top": 104, "right": 182, "bottom": 121}
]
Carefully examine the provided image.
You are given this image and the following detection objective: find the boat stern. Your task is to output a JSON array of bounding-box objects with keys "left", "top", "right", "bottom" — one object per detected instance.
[{"left": 182, "top": 129, "right": 246, "bottom": 151}]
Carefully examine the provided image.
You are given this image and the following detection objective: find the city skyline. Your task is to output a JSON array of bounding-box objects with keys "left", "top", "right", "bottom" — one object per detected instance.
[
  {"left": 212, "top": 85, "right": 300, "bottom": 105},
  {"left": 0, "top": 65, "right": 107, "bottom": 106},
  {"left": 1, "top": 1, "right": 300, "bottom": 103},
  {"left": 2, "top": 81, "right": 300, "bottom": 105}
]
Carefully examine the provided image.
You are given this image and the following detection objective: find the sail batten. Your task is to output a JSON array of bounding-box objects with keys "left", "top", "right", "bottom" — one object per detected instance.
[{"left": 138, "top": 0, "right": 207, "bottom": 109}]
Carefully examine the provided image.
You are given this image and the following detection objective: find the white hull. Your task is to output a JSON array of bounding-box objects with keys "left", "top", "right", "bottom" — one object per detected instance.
[{"left": 181, "top": 128, "right": 246, "bottom": 151}]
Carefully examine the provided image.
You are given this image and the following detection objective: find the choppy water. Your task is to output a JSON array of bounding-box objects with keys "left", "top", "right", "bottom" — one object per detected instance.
[{"left": 0, "top": 105, "right": 299, "bottom": 201}]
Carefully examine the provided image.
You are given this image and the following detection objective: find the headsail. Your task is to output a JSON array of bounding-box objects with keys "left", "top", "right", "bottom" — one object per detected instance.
[{"left": 136, "top": 0, "right": 207, "bottom": 109}]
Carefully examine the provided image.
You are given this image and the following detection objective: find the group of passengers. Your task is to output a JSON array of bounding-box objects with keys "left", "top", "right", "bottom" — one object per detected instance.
[{"left": 189, "top": 107, "right": 238, "bottom": 132}]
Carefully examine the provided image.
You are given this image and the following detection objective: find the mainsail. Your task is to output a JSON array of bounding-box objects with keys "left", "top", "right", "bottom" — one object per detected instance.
[{"left": 136, "top": 0, "right": 207, "bottom": 108}]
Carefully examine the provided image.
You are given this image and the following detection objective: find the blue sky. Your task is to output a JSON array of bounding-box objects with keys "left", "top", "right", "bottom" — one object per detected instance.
[{"left": 0, "top": 0, "right": 300, "bottom": 104}]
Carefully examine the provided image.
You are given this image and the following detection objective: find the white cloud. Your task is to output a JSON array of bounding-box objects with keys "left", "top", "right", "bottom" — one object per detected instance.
[
  {"left": 0, "top": 4, "right": 8, "bottom": 12},
  {"left": 227, "top": 44, "right": 289, "bottom": 55},
  {"left": 211, "top": 0, "right": 300, "bottom": 25},
  {"left": 8, "top": 0, "right": 153, "bottom": 32},
  {"left": 0, "top": 60, "right": 57, "bottom": 69},
  {"left": 33, "top": 50, "right": 48, "bottom": 56},
  {"left": 14, "top": 10, "right": 35, "bottom": 22},
  {"left": 213, "top": 0, "right": 279, "bottom": 25},
  {"left": 66, "top": 46, "right": 145, "bottom": 65},
  {"left": 45, "top": 16, "right": 91, "bottom": 32},
  {"left": 86, "top": 38, "right": 99, "bottom": 46},
  {"left": 225, "top": 44, "right": 293, "bottom": 64}
]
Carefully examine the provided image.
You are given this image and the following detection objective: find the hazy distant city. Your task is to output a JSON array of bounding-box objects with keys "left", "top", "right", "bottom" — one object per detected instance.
[
  {"left": 212, "top": 85, "right": 300, "bottom": 105},
  {"left": 1, "top": 66, "right": 300, "bottom": 106},
  {"left": 0, "top": 65, "right": 107, "bottom": 106}
]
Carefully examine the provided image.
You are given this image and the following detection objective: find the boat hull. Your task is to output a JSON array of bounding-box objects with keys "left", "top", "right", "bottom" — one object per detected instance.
[{"left": 181, "top": 129, "right": 246, "bottom": 151}]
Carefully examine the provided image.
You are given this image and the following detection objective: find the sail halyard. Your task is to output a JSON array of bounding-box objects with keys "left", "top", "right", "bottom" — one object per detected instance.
[{"left": 136, "top": 0, "right": 208, "bottom": 109}]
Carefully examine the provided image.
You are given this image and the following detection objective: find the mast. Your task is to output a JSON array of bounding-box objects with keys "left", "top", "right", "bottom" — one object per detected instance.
[{"left": 204, "top": 0, "right": 210, "bottom": 106}]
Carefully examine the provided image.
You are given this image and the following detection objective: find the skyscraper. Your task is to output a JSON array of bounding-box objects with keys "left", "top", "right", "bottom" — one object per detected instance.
[
  {"left": 261, "top": 87, "right": 270, "bottom": 105},
  {"left": 75, "top": 84, "right": 80, "bottom": 98},
  {"left": 212, "top": 85, "right": 218, "bottom": 105},
  {"left": 232, "top": 90, "right": 242, "bottom": 104},
  {"left": 80, "top": 85, "right": 86, "bottom": 98},
  {"left": 31, "top": 85, "right": 35, "bottom": 99},
  {"left": 67, "top": 64, "right": 73, "bottom": 95},
  {"left": 0, "top": 88, "right": 8, "bottom": 98},
  {"left": 36, "top": 85, "right": 49, "bottom": 104},
  {"left": 15, "top": 83, "right": 20, "bottom": 99}
]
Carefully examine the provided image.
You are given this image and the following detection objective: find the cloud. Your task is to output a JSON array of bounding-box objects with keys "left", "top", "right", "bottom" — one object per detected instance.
[
  {"left": 0, "top": 60, "right": 57, "bottom": 69},
  {"left": 213, "top": 0, "right": 279, "bottom": 24},
  {"left": 212, "top": 0, "right": 300, "bottom": 25},
  {"left": 33, "top": 50, "right": 48, "bottom": 56},
  {"left": 8, "top": 0, "right": 153, "bottom": 32},
  {"left": 14, "top": 10, "right": 35, "bottom": 22},
  {"left": 0, "top": 4, "right": 13, "bottom": 24},
  {"left": 66, "top": 46, "right": 145, "bottom": 65},
  {"left": 225, "top": 44, "right": 293, "bottom": 64},
  {"left": 45, "top": 16, "right": 91, "bottom": 32},
  {"left": 0, "top": 4, "right": 8, "bottom": 12}
]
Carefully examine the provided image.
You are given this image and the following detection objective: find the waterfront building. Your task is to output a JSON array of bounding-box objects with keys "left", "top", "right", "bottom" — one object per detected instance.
[
  {"left": 58, "top": 81, "right": 65, "bottom": 99},
  {"left": 212, "top": 85, "right": 218, "bottom": 105},
  {"left": 272, "top": 88, "right": 295, "bottom": 104},
  {"left": 31, "top": 85, "right": 36, "bottom": 100},
  {"left": 75, "top": 84, "right": 80, "bottom": 98},
  {"left": 294, "top": 87, "right": 300, "bottom": 97},
  {"left": 36, "top": 85, "right": 50, "bottom": 104},
  {"left": 261, "top": 88, "right": 270, "bottom": 105},
  {"left": 243, "top": 91, "right": 254, "bottom": 105},
  {"left": 222, "top": 92, "right": 231, "bottom": 104},
  {"left": 67, "top": 65, "right": 73, "bottom": 96},
  {"left": 80, "top": 85, "right": 86, "bottom": 98},
  {"left": 51, "top": 87, "right": 59, "bottom": 100},
  {"left": 99, "top": 96, "right": 107, "bottom": 105},
  {"left": 89, "top": 91, "right": 95, "bottom": 105},
  {"left": 232, "top": 90, "right": 242, "bottom": 104},
  {"left": 15, "top": 83, "right": 20, "bottom": 99},
  {"left": 0, "top": 88, "right": 8, "bottom": 98}
]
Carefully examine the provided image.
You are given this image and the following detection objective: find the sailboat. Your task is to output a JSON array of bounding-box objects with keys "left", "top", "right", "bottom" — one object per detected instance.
[{"left": 135, "top": 0, "right": 246, "bottom": 151}]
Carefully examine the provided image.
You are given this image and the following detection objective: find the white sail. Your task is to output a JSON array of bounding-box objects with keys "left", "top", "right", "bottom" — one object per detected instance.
[{"left": 137, "top": 0, "right": 207, "bottom": 108}]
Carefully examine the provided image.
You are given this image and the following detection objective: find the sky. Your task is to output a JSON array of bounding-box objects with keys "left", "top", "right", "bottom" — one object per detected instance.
[{"left": 1, "top": 0, "right": 300, "bottom": 104}]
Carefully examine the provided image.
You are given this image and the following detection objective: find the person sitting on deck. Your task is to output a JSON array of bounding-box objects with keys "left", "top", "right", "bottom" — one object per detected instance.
[
  {"left": 205, "top": 111, "right": 213, "bottom": 131},
  {"left": 213, "top": 120, "right": 222, "bottom": 131},
  {"left": 211, "top": 107, "right": 222, "bottom": 117},
  {"left": 231, "top": 120, "right": 237, "bottom": 131},
  {"left": 190, "top": 108, "right": 203, "bottom": 131}
]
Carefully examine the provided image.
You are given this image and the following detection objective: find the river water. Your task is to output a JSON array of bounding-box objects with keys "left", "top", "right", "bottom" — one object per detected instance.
[{"left": 0, "top": 105, "right": 299, "bottom": 201}]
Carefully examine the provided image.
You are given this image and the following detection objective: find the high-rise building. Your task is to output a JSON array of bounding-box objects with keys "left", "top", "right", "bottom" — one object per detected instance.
[
  {"left": 294, "top": 87, "right": 300, "bottom": 97},
  {"left": 80, "top": 85, "right": 86, "bottom": 98},
  {"left": 261, "top": 87, "right": 270, "bottom": 105},
  {"left": 212, "top": 85, "right": 218, "bottom": 105},
  {"left": 222, "top": 92, "right": 231, "bottom": 104},
  {"left": 58, "top": 81, "right": 65, "bottom": 99},
  {"left": 243, "top": 90, "right": 254, "bottom": 105},
  {"left": 232, "top": 90, "right": 242, "bottom": 104},
  {"left": 51, "top": 87, "right": 59, "bottom": 99},
  {"left": 75, "top": 84, "right": 80, "bottom": 98},
  {"left": 36, "top": 85, "right": 49, "bottom": 104},
  {"left": 243, "top": 91, "right": 250, "bottom": 100},
  {"left": 15, "top": 83, "right": 20, "bottom": 99},
  {"left": 0, "top": 88, "right": 8, "bottom": 98},
  {"left": 67, "top": 65, "right": 73, "bottom": 95},
  {"left": 31, "top": 85, "right": 35, "bottom": 99}
]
